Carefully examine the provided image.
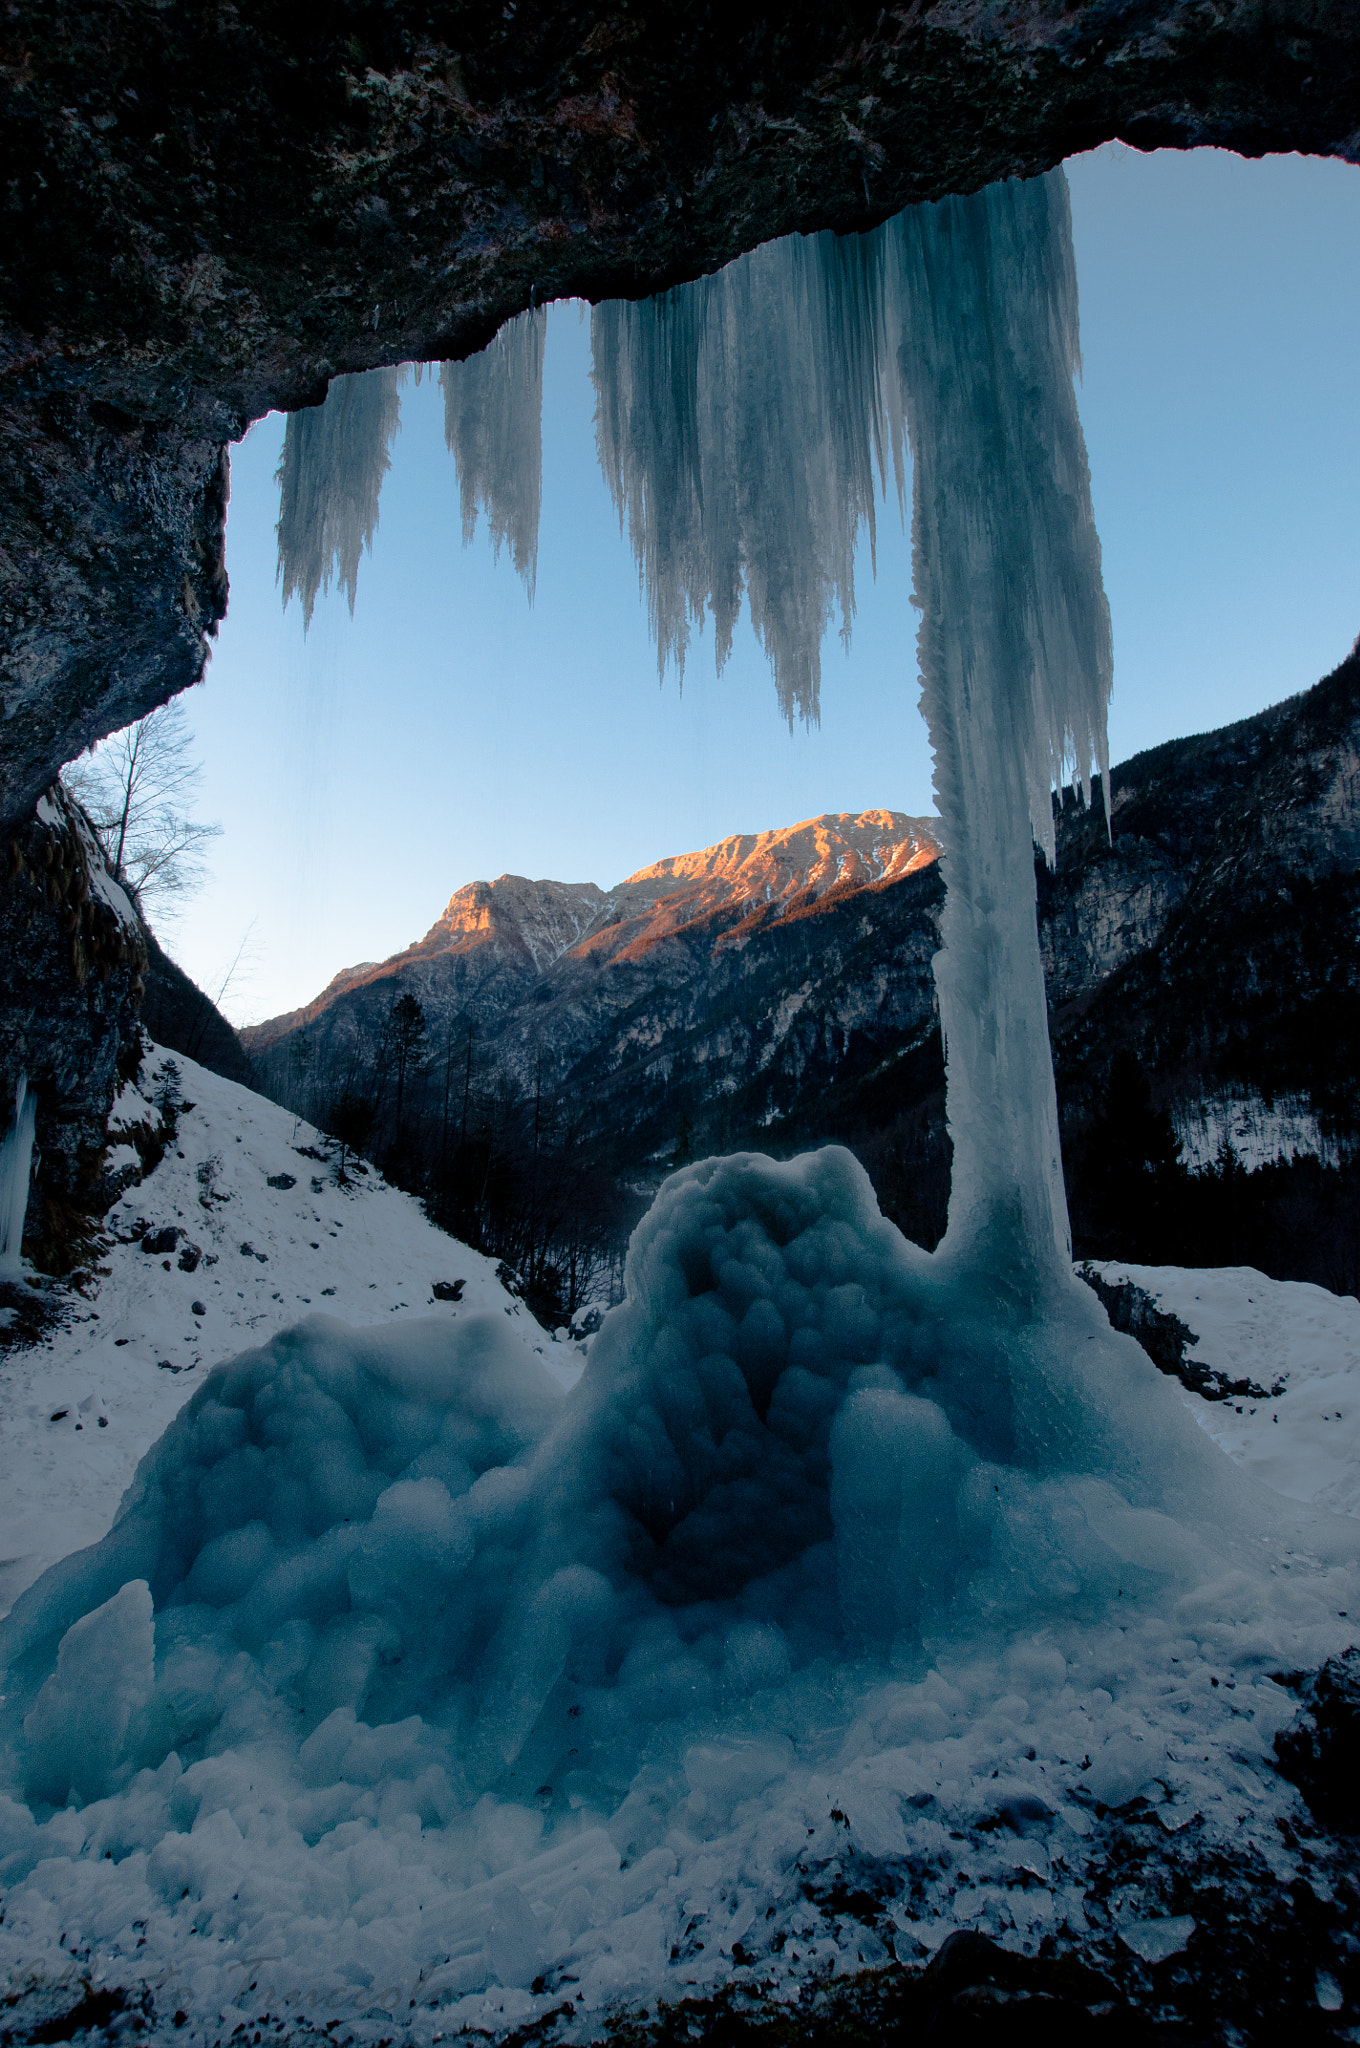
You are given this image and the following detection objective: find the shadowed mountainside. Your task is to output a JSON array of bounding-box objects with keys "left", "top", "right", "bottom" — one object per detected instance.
[{"left": 244, "top": 643, "right": 1360, "bottom": 1294}]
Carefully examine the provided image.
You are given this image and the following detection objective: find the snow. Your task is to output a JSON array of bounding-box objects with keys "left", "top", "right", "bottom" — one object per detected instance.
[
  {"left": 0, "top": 1045, "right": 574, "bottom": 1622},
  {"left": 1093, "top": 1261, "right": 1360, "bottom": 1521},
  {"left": 1172, "top": 1091, "right": 1340, "bottom": 1172}
]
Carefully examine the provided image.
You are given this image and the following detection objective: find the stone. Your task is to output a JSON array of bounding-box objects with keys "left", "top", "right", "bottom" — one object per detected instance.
[{"left": 1274, "top": 1646, "right": 1360, "bottom": 1833}]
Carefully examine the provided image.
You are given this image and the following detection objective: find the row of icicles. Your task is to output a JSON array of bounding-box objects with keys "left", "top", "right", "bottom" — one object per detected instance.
[{"left": 275, "top": 175, "right": 1111, "bottom": 873}]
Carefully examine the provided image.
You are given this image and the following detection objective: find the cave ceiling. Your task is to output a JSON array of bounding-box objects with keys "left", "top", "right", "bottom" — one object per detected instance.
[{"left": 2, "top": 0, "right": 1359, "bottom": 833}]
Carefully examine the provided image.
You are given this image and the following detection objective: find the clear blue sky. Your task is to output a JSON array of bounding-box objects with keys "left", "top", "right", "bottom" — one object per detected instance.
[{"left": 165, "top": 145, "right": 1360, "bottom": 1025}]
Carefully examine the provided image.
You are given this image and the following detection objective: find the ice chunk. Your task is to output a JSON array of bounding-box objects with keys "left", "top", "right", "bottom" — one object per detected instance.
[
  {"left": 1119, "top": 1915, "right": 1196, "bottom": 1964},
  {"left": 22, "top": 1580, "right": 154, "bottom": 1806},
  {"left": 1082, "top": 1732, "right": 1156, "bottom": 1808},
  {"left": 0, "top": 1074, "right": 36, "bottom": 1278}
]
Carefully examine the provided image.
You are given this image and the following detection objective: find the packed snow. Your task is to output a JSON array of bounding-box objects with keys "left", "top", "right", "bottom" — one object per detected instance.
[
  {"left": 1094, "top": 1261, "right": 1360, "bottom": 1522},
  {"left": 0, "top": 1046, "right": 576, "bottom": 1623}
]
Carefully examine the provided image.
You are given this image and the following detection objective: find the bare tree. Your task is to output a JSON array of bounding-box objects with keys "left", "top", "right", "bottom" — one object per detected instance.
[{"left": 63, "top": 700, "right": 221, "bottom": 916}]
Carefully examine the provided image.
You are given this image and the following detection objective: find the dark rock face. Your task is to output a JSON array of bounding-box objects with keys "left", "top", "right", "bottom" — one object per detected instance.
[
  {"left": 1275, "top": 1648, "right": 1360, "bottom": 1834},
  {"left": 4, "top": 1, "right": 1360, "bottom": 826},
  {"left": 0, "top": 783, "right": 146, "bottom": 1269}
]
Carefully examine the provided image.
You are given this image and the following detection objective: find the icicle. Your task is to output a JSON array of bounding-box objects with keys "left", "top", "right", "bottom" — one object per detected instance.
[
  {"left": 441, "top": 308, "right": 546, "bottom": 598},
  {"left": 0, "top": 1075, "right": 36, "bottom": 1278},
  {"left": 591, "top": 234, "right": 891, "bottom": 725},
  {"left": 276, "top": 367, "right": 405, "bottom": 627},
  {"left": 893, "top": 170, "right": 1113, "bottom": 1275}
]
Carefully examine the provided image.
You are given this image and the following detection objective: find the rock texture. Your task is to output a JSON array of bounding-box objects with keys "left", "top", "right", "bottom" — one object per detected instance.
[
  {"left": 0, "top": 786, "right": 253, "bottom": 1273},
  {"left": 4, "top": 2, "right": 1360, "bottom": 826},
  {"left": 0, "top": 784, "right": 146, "bottom": 1270}
]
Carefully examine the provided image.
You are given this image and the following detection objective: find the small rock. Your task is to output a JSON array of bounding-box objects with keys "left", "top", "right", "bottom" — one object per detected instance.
[
  {"left": 1118, "top": 1915, "right": 1196, "bottom": 1964},
  {"left": 1274, "top": 1644, "right": 1360, "bottom": 1831},
  {"left": 177, "top": 1243, "right": 202, "bottom": 1272},
  {"left": 191, "top": 1300, "right": 207, "bottom": 1317},
  {"left": 141, "top": 1227, "right": 179, "bottom": 1255},
  {"left": 432, "top": 1279, "right": 465, "bottom": 1302},
  {"left": 266, "top": 1172, "right": 296, "bottom": 1190},
  {"left": 239, "top": 1242, "right": 255, "bottom": 1256}
]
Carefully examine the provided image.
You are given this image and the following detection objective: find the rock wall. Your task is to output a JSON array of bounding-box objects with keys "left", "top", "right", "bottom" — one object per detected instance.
[
  {"left": 0, "top": 786, "right": 146, "bottom": 1271},
  {"left": 4, "top": 1, "right": 1360, "bottom": 825}
]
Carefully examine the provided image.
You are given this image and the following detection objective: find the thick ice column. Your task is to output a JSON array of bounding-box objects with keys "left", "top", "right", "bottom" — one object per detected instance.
[
  {"left": 893, "top": 172, "right": 1112, "bottom": 1283},
  {"left": 0, "top": 1075, "right": 36, "bottom": 1278}
]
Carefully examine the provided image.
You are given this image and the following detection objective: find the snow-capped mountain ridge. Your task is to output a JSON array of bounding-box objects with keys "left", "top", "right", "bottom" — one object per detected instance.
[{"left": 246, "top": 811, "right": 939, "bottom": 1048}]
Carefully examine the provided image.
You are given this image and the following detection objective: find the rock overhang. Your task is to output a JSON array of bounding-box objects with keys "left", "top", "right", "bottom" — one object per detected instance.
[{"left": 3, "top": 0, "right": 1360, "bottom": 826}]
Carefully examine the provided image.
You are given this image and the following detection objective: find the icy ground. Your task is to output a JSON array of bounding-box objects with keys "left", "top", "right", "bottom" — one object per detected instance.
[
  {"left": 0, "top": 1062, "right": 1356, "bottom": 2044},
  {"left": 0, "top": 1046, "right": 578, "bottom": 1622}
]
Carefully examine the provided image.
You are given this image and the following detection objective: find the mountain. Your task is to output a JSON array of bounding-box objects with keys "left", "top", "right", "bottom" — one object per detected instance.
[
  {"left": 246, "top": 810, "right": 940, "bottom": 1074},
  {"left": 244, "top": 644, "right": 1360, "bottom": 1297}
]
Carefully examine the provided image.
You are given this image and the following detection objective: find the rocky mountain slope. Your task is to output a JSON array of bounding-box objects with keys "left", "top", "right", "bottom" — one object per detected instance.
[{"left": 246, "top": 642, "right": 1360, "bottom": 1287}]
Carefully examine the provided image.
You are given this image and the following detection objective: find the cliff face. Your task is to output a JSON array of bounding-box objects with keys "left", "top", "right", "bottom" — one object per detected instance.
[
  {"left": 1046, "top": 642, "right": 1360, "bottom": 1146},
  {"left": 0, "top": 785, "right": 147, "bottom": 1270},
  {"left": 4, "top": 1, "right": 1360, "bottom": 829}
]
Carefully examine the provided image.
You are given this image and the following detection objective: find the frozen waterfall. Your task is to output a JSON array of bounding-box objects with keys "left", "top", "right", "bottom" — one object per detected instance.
[
  {"left": 591, "top": 170, "right": 1109, "bottom": 1272},
  {"left": 591, "top": 232, "right": 895, "bottom": 722},
  {"left": 0, "top": 1073, "right": 35, "bottom": 1278},
  {"left": 896, "top": 172, "right": 1111, "bottom": 1276}
]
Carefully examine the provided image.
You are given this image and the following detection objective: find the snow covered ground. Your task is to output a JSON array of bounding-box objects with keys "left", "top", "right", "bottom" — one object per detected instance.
[
  {"left": 0, "top": 1068, "right": 1356, "bottom": 2045},
  {"left": 0, "top": 1045, "right": 579, "bottom": 1622},
  {"left": 1094, "top": 1261, "right": 1360, "bottom": 1522}
]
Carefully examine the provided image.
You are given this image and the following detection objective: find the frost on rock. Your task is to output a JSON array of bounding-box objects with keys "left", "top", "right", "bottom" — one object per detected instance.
[
  {"left": 441, "top": 308, "right": 546, "bottom": 597},
  {"left": 276, "top": 367, "right": 405, "bottom": 626}
]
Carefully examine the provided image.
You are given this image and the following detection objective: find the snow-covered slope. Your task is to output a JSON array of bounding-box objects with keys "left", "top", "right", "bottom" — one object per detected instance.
[
  {"left": 0, "top": 1044, "right": 572, "bottom": 1620},
  {"left": 1094, "top": 1260, "right": 1360, "bottom": 1520}
]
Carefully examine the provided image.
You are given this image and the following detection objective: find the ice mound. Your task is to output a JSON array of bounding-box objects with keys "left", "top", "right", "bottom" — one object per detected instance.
[{"left": 1, "top": 1148, "right": 1353, "bottom": 2041}]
